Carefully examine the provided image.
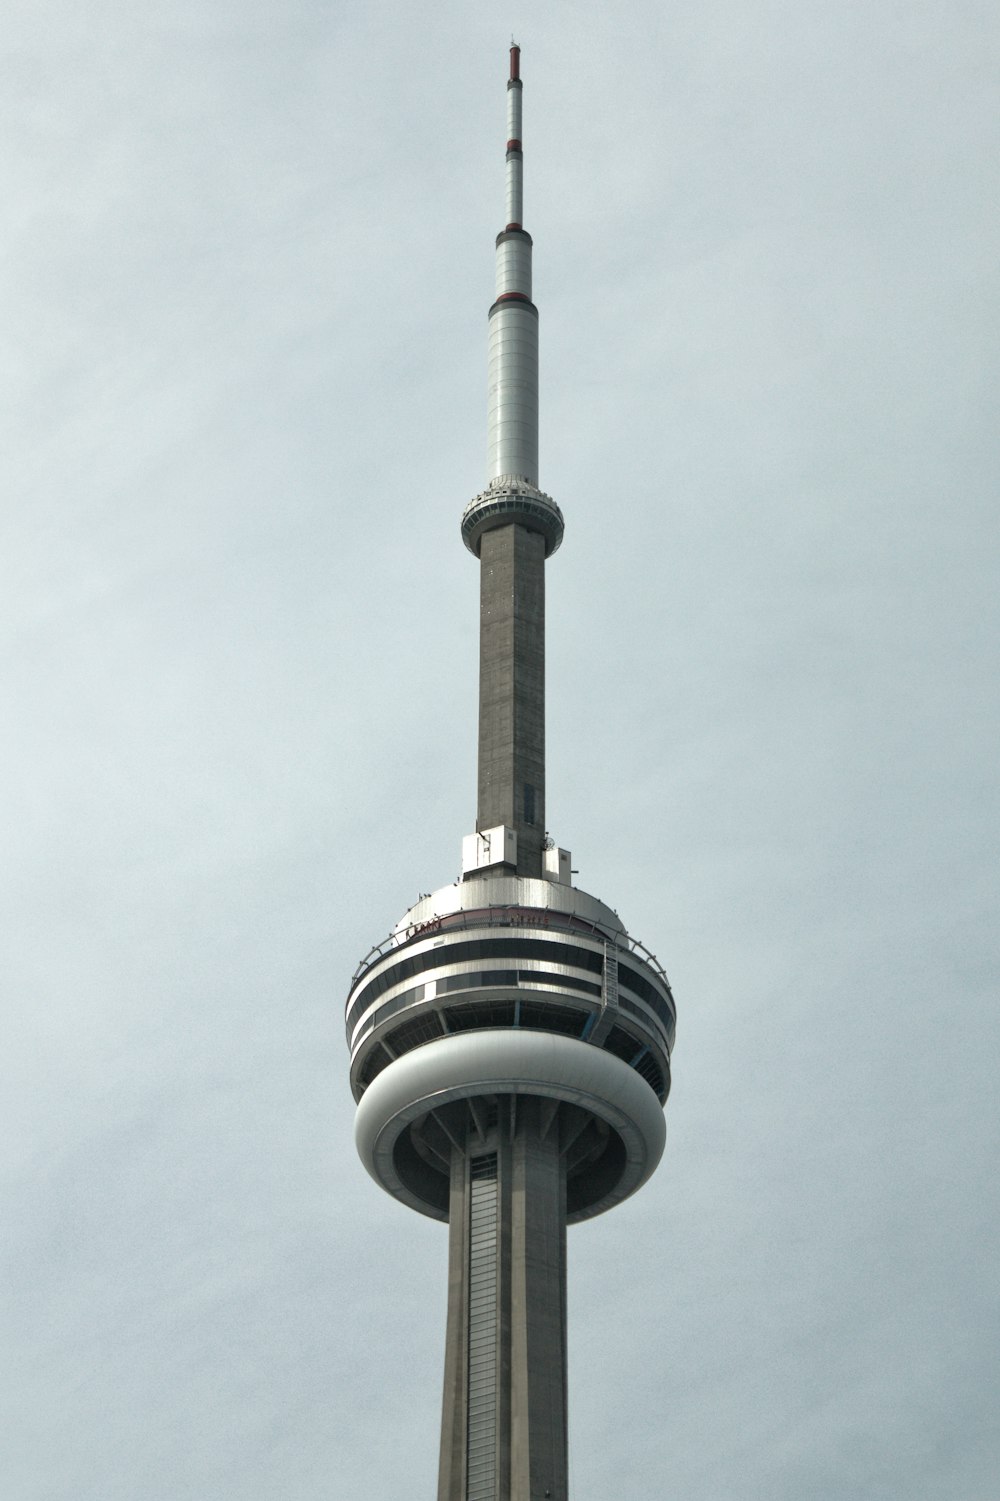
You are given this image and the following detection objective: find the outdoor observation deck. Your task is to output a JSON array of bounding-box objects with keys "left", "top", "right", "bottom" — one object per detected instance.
[{"left": 461, "top": 479, "right": 565, "bottom": 558}]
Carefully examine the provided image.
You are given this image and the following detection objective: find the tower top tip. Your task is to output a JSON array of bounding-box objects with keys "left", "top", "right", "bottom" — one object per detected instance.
[{"left": 509, "top": 42, "right": 520, "bottom": 81}]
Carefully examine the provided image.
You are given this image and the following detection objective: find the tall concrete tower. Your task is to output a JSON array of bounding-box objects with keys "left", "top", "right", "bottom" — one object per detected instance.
[{"left": 346, "top": 45, "right": 676, "bottom": 1501}]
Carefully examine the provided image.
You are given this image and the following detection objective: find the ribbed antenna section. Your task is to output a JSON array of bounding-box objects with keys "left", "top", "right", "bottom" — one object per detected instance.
[
  {"left": 505, "top": 48, "right": 523, "bottom": 229},
  {"left": 489, "top": 45, "right": 535, "bottom": 485}
]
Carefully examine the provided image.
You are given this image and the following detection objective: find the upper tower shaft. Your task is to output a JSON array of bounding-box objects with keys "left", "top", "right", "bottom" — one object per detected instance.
[{"left": 461, "top": 45, "right": 565, "bottom": 879}]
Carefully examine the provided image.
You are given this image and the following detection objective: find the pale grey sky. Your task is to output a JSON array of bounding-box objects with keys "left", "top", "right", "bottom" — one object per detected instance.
[{"left": 3, "top": 2, "right": 998, "bottom": 1498}]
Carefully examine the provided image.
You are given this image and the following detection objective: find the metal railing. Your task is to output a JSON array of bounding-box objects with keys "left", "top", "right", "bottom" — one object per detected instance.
[{"left": 350, "top": 902, "right": 673, "bottom": 995}]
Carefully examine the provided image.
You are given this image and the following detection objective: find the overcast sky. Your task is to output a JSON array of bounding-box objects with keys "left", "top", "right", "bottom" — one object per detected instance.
[{"left": 3, "top": 2, "right": 998, "bottom": 1498}]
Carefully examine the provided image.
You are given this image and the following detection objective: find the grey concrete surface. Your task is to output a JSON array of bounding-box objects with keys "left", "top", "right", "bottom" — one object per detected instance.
[
  {"left": 477, "top": 523, "right": 548, "bottom": 877},
  {"left": 437, "top": 1099, "right": 568, "bottom": 1501}
]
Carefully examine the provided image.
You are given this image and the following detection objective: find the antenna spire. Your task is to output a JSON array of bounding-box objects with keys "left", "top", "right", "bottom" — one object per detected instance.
[{"left": 458, "top": 45, "right": 563, "bottom": 878}]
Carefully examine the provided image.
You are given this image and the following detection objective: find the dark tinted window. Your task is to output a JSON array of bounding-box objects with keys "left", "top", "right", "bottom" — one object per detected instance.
[
  {"left": 603, "top": 1025, "right": 642, "bottom": 1064},
  {"left": 387, "top": 1011, "right": 444, "bottom": 1054},
  {"left": 618, "top": 963, "right": 676, "bottom": 1040},
  {"left": 349, "top": 936, "right": 604, "bottom": 1032}
]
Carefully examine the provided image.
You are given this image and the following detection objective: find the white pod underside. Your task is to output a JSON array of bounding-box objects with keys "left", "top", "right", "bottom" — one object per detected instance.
[{"left": 354, "top": 1030, "right": 666, "bottom": 1223}]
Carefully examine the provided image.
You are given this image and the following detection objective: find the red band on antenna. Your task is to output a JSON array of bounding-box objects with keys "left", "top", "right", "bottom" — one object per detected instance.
[{"left": 509, "top": 45, "right": 520, "bottom": 81}]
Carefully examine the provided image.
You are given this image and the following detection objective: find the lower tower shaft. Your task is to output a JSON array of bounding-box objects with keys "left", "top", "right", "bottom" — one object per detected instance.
[{"left": 438, "top": 1097, "right": 568, "bottom": 1501}]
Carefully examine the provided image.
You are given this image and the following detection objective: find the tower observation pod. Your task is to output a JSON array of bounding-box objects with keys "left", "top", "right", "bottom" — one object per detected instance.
[{"left": 346, "top": 45, "right": 676, "bottom": 1501}]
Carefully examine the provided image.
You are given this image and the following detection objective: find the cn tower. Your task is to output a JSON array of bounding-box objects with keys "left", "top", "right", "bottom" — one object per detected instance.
[{"left": 346, "top": 45, "right": 676, "bottom": 1501}]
